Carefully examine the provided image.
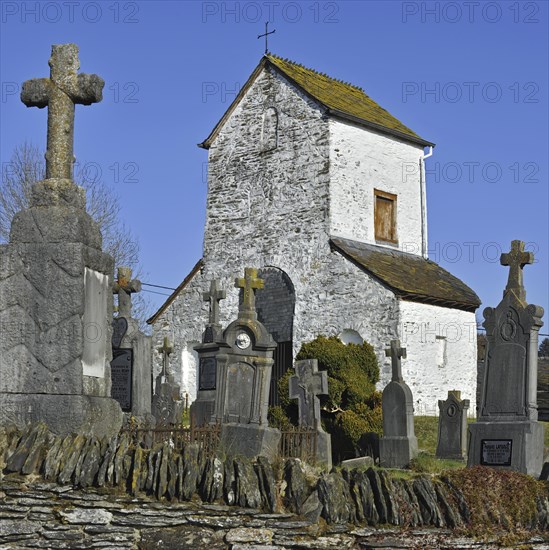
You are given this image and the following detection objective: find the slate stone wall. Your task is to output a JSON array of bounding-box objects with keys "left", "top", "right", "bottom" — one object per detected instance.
[{"left": 3, "top": 423, "right": 549, "bottom": 550}]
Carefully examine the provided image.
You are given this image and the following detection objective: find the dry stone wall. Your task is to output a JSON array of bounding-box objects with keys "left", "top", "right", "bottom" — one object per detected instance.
[{"left": 3, "top": 423, "right": 549, "bottom": 550}]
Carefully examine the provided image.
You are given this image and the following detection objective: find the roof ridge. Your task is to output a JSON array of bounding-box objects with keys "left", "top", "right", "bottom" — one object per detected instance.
[{"left": 266, "top": 53, "right": 365, "bottom": 93}]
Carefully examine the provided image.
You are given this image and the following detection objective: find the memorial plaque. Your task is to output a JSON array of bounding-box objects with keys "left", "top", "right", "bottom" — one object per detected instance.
[
  {"left": 112, "top": 317, "right": 128, "bottom": 349},
  {"left": 199, "top": 357, "right": 217, "bottom": 390},
  {"left": 481, "top": 439, "right": 512, "bottom": 466},
  {"left": 111, "top": 348, "right": 133, "bottom": 411}
]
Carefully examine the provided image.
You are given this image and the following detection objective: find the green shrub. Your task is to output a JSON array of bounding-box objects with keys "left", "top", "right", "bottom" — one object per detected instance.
[{"left": 273, "top": 335, "right": 382, "bottom": 463}]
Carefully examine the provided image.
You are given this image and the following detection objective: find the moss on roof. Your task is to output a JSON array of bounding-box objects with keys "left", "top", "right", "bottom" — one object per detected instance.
[
  {"left": 331, "top": 237, "right": 480, "bottom": 312},
  {"left": 266, "top": 54, "right": 433, "bottom": 146}
]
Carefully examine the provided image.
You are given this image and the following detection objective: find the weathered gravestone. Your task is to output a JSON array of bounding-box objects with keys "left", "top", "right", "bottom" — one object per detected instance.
[
  {"left": 379, "top": 340, "right": 418, "bottom": 468},
  {"left": 468, "top": 240, "right": 544, "bottom": 476},
  {"left": 289, "top": 359, "right": 332, "bottom": 469},
  {"left": 212, "top": 268, "right": 281, "bottom": 459},
  {"left": 191, "top": 280, "right": 229, "bottom": 427},
  {"left": 111, "top": 267, "right": 153, "bottom": 421},
  {"left": 0, "top": 44, "right": 122, "bottom": 437},
  {"left": 436, "top": 390, "right": 469, "bottom": 461},
  {"left": 152, "top": 337, "right": 184, "bottom": 426}
]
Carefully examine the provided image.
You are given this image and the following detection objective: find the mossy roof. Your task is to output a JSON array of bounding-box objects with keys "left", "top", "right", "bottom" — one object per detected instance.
[
  {"left": 200, "top": 54, "right": 434, "bottom": 149},
  {"left": 331, "top": 237, "right": 480, "bottom": 312}
]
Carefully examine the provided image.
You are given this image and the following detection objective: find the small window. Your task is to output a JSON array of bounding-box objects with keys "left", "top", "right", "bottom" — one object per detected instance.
[{"left": 374, "top": 189, "right": 397, "bottom": 243}]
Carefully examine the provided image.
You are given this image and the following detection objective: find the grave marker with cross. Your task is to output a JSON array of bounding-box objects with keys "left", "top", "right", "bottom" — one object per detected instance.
[
  {"left": 203, "top": 279, "right": 226, "bottom": 337},
  {"left": 113, "top": 267, "right": 141, "bottom": 319},
  {"left": 235, "top": 267, "right": 264, "bottom": 320},
  {"left": 289, "top": 359, "right": 328, "bottom": 431},
  {"left": 21, "top": 43, "right": 104, "bottom": 181},
  {"left": 500, "top": 240, "right": 534, "bottom": 303},
  {"left": 157, "top": 336, "right": 174, "bottom": 381},
  {"left": 385, "top": 339, "right": 406, "bottom": 382}
]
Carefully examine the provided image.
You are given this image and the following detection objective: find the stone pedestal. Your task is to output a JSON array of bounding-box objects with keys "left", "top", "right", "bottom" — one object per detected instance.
[
  {"left": 468, "top": 420, "right": 544, "bottom": 477},
  {"left": 379, "top": 436, "right": 418, "bottom": 468},
  {"left": 220, "top": 423, "right": 281, "bottom": 461},
  {"left": 0, "top": 182, "right": 123, "bottom": 437}
]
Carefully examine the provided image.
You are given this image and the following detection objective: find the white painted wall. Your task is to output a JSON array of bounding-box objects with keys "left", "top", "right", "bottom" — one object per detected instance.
[
  {"left": 329, "top": 118, "right": 426, "bottom": 256},
  {"left": 395, "top": 300, "right": 478, "bottom": 415}
]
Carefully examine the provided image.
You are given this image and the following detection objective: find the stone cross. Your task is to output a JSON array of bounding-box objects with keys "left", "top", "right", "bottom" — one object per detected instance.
[
  {"left": 203, "top": 279, "right": 226, "bottom": 326},
  {"left": 113, "top": 267, "right": 141, "bottom": 319},
  {"left": 385, "top": 339, "right": 406, "bottom": 382},
  {"left": 289, "top": 359, "right": 328, "bottom": 431},
  {"left": 500, "top": 240, "right": 534, "bottom": 303},
  {"left": 235, "top": 268, "right": 264, "bottom": 319},
  {"left": 157, "top": 337, "right": 174, "bottom": 379},
  {"left": 21, "top": 43, "right": 104, "bottom": 180}
]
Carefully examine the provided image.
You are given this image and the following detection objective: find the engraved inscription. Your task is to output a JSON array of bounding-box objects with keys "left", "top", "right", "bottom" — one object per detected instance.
[{"left": 111, "top": 349, "right": 133, "bottom": 412}]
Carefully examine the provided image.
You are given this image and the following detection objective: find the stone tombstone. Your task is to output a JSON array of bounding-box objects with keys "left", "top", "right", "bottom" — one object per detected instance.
[
  {"left": 191, "top": 279, "right": 229, "bottom": 427},
  {"left": 213, "top": 268, "right": 281, "bottom": 460},
  {"left": 468, "top": 240, "right": 544, "bottom": 476},
  {"left": 152, "top": 337, "right": 184, "bottom": 426},
  {"left": 436, "top": 390, "right": 470, "bottom": 461},
  {"left": 110, "top": 267, "right": 153, "bottom": 420},
  {"left": 289, "top": 359, "right": 332, "bottom": 469},
  {"left": 0, "top": 44, "right": 122, "bottom": 437},
  {"left": 379, "top": 340, "right": 418, "bottom": 468}
]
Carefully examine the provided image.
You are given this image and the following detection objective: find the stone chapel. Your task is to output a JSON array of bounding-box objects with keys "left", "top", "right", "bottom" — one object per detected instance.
[{"left": 148, "top": 54, "right": 480, "bottom": 413}]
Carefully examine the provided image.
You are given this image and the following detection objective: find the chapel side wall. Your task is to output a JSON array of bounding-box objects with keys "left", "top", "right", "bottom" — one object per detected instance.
[
  {"left": 397, "top": 300, "right": 478, "bottom": 415},
  {"left": 329, "top": 118, "right": 426, "bottom": 255}
]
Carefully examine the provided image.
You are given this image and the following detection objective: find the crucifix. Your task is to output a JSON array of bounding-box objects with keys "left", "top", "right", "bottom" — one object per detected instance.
[
  {"left": 235, "top": 267, "right": 264, "bottom": 319},
  {"left": 21, "top": 43, "right": 104, "bottom": 180},
  {"left": 203, "top": 279, "right": 226, "bottom": 326},
  {"left": 500, "top": 240, "right": 534, "bottom": 303},
  {"left": 113, "top": 267, "right": 142, "bottom": 319},
  {"left": 289, "top": 359, "right": 328, "bottom": 430},
  {"left": 157, "top": 336, "right": 174, "bottom": 379},
  {"left": 257, "top": 22, "right": 276, "bottom": 55},
  {"left": 385, "top": 339, "right": 406, "bottom": 382}
]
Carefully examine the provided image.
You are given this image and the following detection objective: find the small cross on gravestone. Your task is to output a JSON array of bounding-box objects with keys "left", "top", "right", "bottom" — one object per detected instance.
[
  {"left": 157, "top": 336, "right": 174, "bottom": 381},
  {"left": 21, "top": 43, "right": 104, "bottom": 180},
  {"left": 500, "top": 240, "right": 534, "bottom": 303},
  {"left": 289, "top": 359, "right": 328, "bottom": 431},
  {"left": 235, "top": 268, "right": 264, "bottom": 320},
  {"left": 113, "top": 267, "right": 141, "bottom": 319},
  {"left": 202, "top": 279, "right": 226, "bottom": 342},
  {"left": 385, "top": 339, "right": 406, "bottom": 382}
]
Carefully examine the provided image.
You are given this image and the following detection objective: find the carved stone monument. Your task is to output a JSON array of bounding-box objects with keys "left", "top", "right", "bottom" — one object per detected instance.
[
  {"left": 468, "top": 240, "right": 544, "bottom": 476},
  {"left": 0, "top": 44, "right": 122, "bottom": 437},
  {"left": 289, "top": 359, "right": 332, "bottom": 469},
  {"left": 213, "top": 268, "right": 281, "bottom": 459},
  {"left": 152, "top": 337, "right": 184, "bottom": 426},
  {"left": 379, "top": 340, "right": 418, "bottom": 468},
  {"left": 191, "top": 280, "right": 229, "bottom": 427},
  {"left": 111, "top": 267, "right": 152, "bottom": 421},
  {"left": 436, "top": 390, "right": 469, "bottom": 461}
]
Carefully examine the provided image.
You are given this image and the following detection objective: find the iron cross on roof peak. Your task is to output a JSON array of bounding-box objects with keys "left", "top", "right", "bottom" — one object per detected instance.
[
  {"left": 21, "top": 44, "right": 104, "bottom": 181},
  {"left": 500, "top": 240, "right": 534, "bottom": 303},
  {"left": 258, "top": 22, "right": 276, "bottom": 55}
]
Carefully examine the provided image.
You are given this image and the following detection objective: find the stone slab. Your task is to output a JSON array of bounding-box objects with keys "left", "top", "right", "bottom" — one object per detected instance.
[
  {"left": 0, "top": 393, "right": 122, "bottom": 438},
  {"left": 220, "top": 423, "right": 281, "bottom": 461},
  {"left": 379, "top": 436, "right": 418, "bottom": 469},
  {"left": 467, "top": 420, "right": 544, "bottom": 477}
]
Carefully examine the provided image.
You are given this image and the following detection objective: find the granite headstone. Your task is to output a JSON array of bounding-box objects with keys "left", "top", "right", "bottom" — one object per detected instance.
[{"left": 436, "top": 390, "right": 469, "bottom": 461}]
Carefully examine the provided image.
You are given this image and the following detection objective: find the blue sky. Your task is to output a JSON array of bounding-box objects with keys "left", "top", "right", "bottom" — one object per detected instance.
[{"left": 1, "top": 1, "right": 548, "bottom": 332}]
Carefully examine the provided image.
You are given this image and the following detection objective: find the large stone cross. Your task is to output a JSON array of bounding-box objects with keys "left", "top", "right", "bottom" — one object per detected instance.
[
  {"left": 203, "top": 279, "right": 226, "bottom": 326},
  {"left": 500, "top": 240, "right": 534, "bottom": 303},
  {"left": 21, "top": 43, "right": 104, "bottom": 180},
  {"left": 289, "top": 359, "right": 328, "bottom": 430},
  {"left": 235, "top": 267, "right": 264, "bottom": 319},
  {"left": 386, "top": 339, "right": 406, "bottom": 382},
  {"left": 113, "top": 267, "right": 141, "bottom": 319},
  {"left": 157, "top": 337, "right": 174, "bottom": 379}
]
